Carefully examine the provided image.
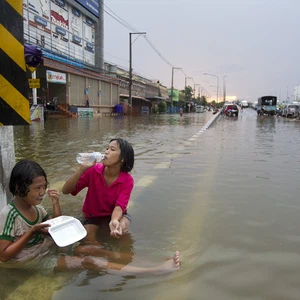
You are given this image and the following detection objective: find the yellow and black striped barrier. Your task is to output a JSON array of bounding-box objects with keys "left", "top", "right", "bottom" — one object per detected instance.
[{"left": 0, "top": 0, "right": 30, "bottom": 126}]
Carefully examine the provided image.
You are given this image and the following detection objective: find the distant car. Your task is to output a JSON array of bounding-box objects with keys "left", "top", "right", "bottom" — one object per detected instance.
[
  {"left": 222, "top": 104, "right": 239, "bottom": 117},
  {"left": 240, "top": 100, "right": 249, "bottom": 108},
  {"left": 282, "top": 104, "right": 299, "bottom": 118}
]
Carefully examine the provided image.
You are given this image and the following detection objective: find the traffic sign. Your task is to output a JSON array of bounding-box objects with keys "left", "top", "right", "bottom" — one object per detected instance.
[
  {"left": 0, "top": 0, "right": 30, "bottom": 125},
  {"left": 28, "top": 78, "right": 40, "bottom": 89}
]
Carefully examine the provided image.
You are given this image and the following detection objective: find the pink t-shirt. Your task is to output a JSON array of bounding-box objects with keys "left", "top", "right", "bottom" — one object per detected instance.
[{"left": 71, "top": 163, "right": 134, "bottom": 217}]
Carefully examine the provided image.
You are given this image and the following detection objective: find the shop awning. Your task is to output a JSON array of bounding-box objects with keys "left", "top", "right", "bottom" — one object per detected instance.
[
  {"left": 147, "top": 96, "right": 169, "bottom": 101},
  {"left": 120, "top": 94, "right": 151, "bottom": 102}
]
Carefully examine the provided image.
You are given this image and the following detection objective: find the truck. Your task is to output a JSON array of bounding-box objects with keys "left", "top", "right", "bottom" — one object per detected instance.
[{"left": 257, "top": 96, "right": 277, "bottom": 116}]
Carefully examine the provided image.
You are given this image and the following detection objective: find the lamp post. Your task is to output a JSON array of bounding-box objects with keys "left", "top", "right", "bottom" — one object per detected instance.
[
  {"left": 204, "top": 73, "right": 219, "bottom": 103},
  {"left": 185, "top": 77, "right": 193, "bottom": 103},
  {"left": 129, "top": 32, "right": 146, "bottom": 113},
  {"left": 223, "top": 75, "right": 227, "bottom": 103},
  {"left": 194, "top": 84, "right": 201, "bottom": 101},
  {"left": 170, "top": 67, "right": 182, "bottom": 113}
]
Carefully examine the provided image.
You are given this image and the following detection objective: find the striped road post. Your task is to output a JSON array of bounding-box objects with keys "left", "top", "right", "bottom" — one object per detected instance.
[
  {"left": 0, "top": 0, "right": 30, "bottom": 126},
  {"left": 0, "top": 0, "right": 30, "bottom": 208}
]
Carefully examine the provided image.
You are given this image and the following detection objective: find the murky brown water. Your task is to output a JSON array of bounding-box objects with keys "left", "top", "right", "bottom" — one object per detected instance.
[{"left": 2, "top": 110, "right": 300, "bottom": 300}]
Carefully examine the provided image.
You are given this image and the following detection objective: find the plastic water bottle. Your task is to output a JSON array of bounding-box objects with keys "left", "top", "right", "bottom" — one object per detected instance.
[{"left": 76, "top": 152, "right": 104, "bottom": 164}]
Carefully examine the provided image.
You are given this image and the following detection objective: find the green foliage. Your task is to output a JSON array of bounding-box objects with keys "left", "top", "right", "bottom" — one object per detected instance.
[
  {"left": 181, "top": 86, "right": 193, "bottom": 101},
  {"left": 200, "top": 96, "right": 208, "bottom": 106},
  {"left": 157, "top": 101, "right": 166, "bottom": 113}
]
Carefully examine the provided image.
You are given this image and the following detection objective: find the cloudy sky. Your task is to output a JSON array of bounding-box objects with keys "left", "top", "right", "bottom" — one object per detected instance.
[{"left": 103, "top": 0, "right": 300, "bottom": 102}]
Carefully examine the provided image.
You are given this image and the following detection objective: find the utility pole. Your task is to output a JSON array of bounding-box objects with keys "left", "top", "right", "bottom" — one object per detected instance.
[
  {"left": 194, "top": 84, "right": 201, "bottom": 101},
  {"left": 170, "top": 67, "right": 182, "bottom": 113},
  {"left": 204, "top": 73, "right": 219, "bottom": 103},
  {"left": 129, "top": 32, "right": 146, "bottom": 114},
  {"left": 223, "top": 75, "right": 227, "bottom": 103}
]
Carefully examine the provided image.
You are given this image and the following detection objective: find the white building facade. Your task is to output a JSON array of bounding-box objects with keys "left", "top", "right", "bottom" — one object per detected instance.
[{"left": 23, "top": 0, "right": 120, "bottom": 114}]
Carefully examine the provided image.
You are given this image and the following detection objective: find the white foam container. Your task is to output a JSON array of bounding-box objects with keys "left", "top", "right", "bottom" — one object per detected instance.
[{"left": 42, "top": 216, "right": 87, "bottom": 247}]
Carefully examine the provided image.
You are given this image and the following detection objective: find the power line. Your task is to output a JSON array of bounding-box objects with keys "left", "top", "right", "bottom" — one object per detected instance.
[
  {"left": 103, "top": 3, "right": 187, "bottom": 72},
  {"left": 103, "top": 3, "right": 195, "bottom": 88},
  {"left": 143, "top": 36, "right": 173, "bottom": 67},
  {"left": 103, "top": 3, "right": 138, "bottom": 32}
]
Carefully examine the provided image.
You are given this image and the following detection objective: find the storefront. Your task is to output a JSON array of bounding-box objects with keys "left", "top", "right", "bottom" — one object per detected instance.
[{"left": 27, "top": 58, "right": 120, "bottom": 114}]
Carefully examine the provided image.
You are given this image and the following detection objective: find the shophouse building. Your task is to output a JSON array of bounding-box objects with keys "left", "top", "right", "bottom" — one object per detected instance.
[
  {"left": 23, "top": 0, "right": 119, "bottom": 115},
  {"left": 104, "top": 62, "right": 170, "bottom": 114}
]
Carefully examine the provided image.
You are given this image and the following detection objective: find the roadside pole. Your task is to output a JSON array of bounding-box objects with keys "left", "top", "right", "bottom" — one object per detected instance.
[{"left": 0, "top": 0, "right": 30, "bottom": 209}]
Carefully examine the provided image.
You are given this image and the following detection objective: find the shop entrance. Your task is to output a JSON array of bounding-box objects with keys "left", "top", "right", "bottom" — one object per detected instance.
[
  {"left": 45, "top": 70, "right": 67, "bottom": 111},
  {"left": 46, "top": 82, "right": 66, "bottom": 110}
]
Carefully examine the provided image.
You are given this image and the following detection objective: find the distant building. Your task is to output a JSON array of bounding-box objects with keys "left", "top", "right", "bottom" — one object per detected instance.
[
  {"left": 293, "top": 85, "right": 300, "bottom": 102},
  {"left": 104, "top": 62, "right": 169, "bottom": 114}
]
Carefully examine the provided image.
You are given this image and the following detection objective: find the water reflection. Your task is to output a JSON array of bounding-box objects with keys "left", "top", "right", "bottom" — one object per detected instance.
[{"left": 4, "top": 110, "right": 300, "bottom": 299}]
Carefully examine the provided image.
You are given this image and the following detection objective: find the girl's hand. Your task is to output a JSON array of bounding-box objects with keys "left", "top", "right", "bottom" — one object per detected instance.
[
  {"left": 109, "top": 219, "right": 122, "bottom": 238},
  {"left": 46, "top": 188, "right": 60, "bottom": 205},
  {"left": 79, "top": 150, "right": 97, "bottom": 169},
  {"left": 31, "top": 223, "right": 50, "bottom": 235},
  {"left": 79, "top": 159, "right": 97, "bottom": 169}
]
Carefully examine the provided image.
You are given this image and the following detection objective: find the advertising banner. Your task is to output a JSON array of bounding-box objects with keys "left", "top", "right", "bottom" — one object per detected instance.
[
  {"left": 78, "top": 108, "right": 93, "bottom": 118},
  {"left": 75, "top": 0, "right": 100, "bottom": 18},
  {"left": 46, "top": 70, "right": 66, "bottom": 84}
]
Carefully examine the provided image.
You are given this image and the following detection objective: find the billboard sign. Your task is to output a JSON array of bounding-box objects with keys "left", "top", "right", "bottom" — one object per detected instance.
[
  {"left": 75, "top": 0, "right": 100, "bottom": 18},
  {"left": 46, "top": 70, "right": 66, "bottom": 84}
]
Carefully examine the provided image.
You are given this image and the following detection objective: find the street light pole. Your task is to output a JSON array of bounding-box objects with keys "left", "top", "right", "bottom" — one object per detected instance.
[
  {"left": 223, "top": 75, "right": 227, "bottom": 103},
  {"left": 194, "top": 84, "right": 201, "bottom": 101},
  {"left": 170, "top": 67, "right": 182, "bottom": 113},
  {"left": 129, "top": 32, "right": 146, "bottom": 113},
  {"left": 204, "top": 73, "right": 219, "bottom": 103}
]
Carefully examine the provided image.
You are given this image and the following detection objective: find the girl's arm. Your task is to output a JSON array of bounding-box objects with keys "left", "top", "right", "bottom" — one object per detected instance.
[
  {"left": 0, "top": 224, "right": 50, "bottom": 262},
  {"left": 111, "top": 206, "right": 123, "bottom": 222},
  {"left": 62, "top": 165, "right": 89, "bottom": 194}
]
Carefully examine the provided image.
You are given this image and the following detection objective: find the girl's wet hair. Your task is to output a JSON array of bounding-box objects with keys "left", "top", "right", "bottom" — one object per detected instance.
[
  {"left": 110, "top": 138, "right": 134, "bottom": 172},
  {"left": 9, "top": 160, "right": 47, "bottom": 197}
]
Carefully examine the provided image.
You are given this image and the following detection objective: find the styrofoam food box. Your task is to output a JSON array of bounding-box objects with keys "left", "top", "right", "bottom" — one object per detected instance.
[{"left": 42, "top": 216, "right": 87, "bottom": 247}]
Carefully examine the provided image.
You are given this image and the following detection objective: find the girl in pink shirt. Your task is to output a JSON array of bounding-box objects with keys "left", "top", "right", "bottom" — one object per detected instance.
[{"left": 62, "top": 138, "right": 135, "bottom": 242}]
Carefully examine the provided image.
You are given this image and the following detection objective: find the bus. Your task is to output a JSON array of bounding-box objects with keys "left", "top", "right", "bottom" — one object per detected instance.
[{"left": 257, "top": 96, "right": 277, "bottom": 116}]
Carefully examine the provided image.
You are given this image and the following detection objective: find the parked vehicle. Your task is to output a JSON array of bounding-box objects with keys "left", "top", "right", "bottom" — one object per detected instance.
[
  {"left": 252, "top": 101, "right": 258, "bottom": 110},
  {"left": 282, "top": 104, "right": 299, "bottom": 118},
  {"left": 195, "top": 105, "right": 205, "bottom": 113},
  {"left": 223, "top": 104, "right": 239, "bottom": 117},
  {"left": 240, "top": 100, "right": 249, "bottom": 108},
  {"left": 257, "top": 96, "right": 277, "bottom": 116}
]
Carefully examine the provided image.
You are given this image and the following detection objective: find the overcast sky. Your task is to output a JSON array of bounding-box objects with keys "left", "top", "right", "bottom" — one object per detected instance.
[{"left": 103, "top": 0, "right": 300, "bottom": 102}]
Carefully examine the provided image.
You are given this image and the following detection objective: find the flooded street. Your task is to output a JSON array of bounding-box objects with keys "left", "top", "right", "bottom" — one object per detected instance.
[{"left": 3, "top": 109, "right": 300, "bottom": 299}]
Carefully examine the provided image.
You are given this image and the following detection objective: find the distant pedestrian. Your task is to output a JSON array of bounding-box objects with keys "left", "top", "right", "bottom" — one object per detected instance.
[{"left": 86, "top": 96, "right": 90, "bottom": 108}]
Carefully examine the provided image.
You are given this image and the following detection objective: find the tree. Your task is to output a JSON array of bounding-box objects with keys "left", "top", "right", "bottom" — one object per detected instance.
[
  {"left": 200, "top": 96, "right": 208, "bottom": 107},
  {"left": 157, "top": 101, "right": 166, "bottom": 113},
  {"left": 181, "top": 86, "right": 193, "bottom": 102}
]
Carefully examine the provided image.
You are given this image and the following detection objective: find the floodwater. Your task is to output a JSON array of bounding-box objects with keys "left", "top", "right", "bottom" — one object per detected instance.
[{"left": 2, "top": 109, "right": 300, "bottom": 300}]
